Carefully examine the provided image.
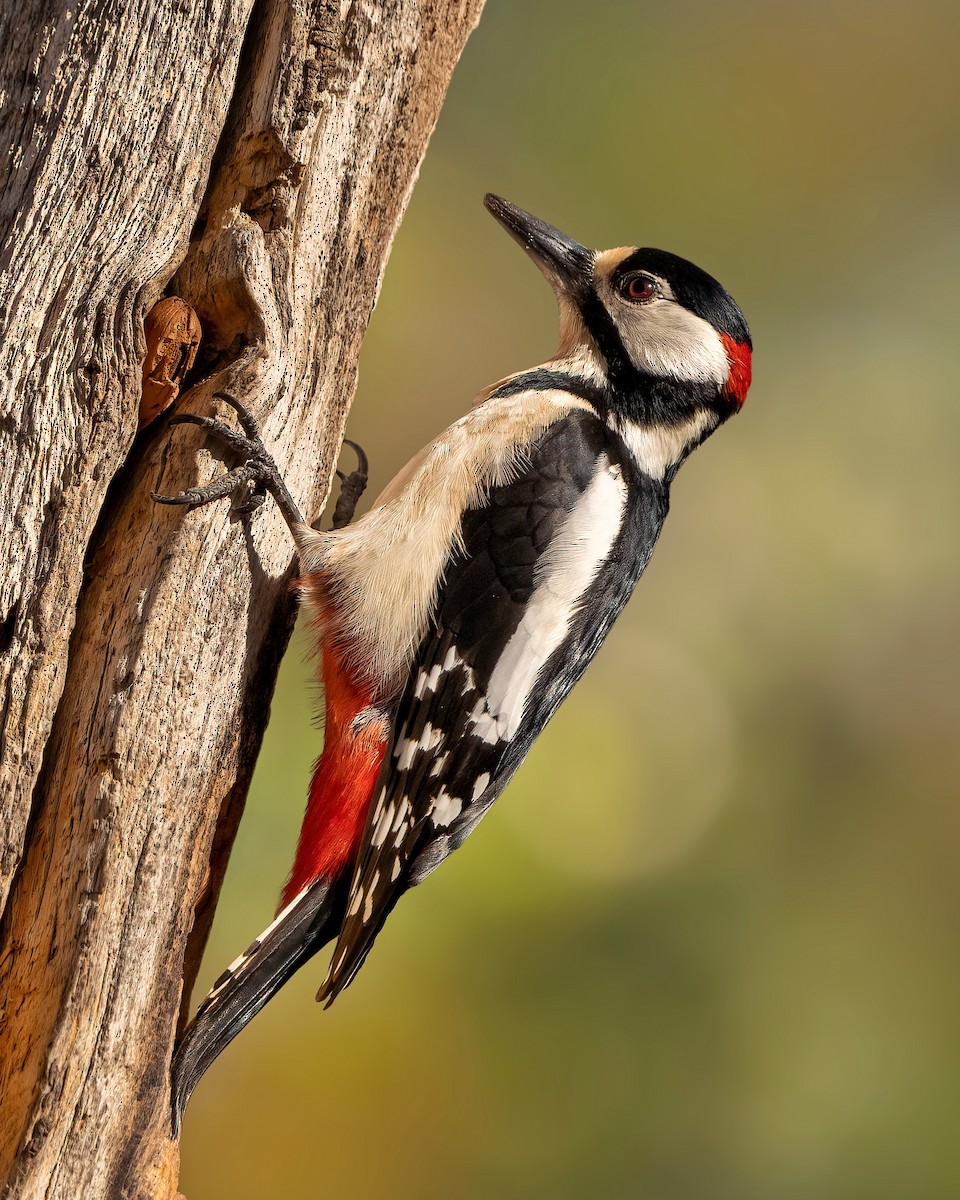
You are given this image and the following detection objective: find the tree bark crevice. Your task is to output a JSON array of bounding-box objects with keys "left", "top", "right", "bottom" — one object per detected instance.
[{"left": 0, "top": 1, "right": 485, "bottom": 1196}]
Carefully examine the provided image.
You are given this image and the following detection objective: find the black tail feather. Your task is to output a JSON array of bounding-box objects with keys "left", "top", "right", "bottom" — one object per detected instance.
[{"left": 171, "top": 876, "right": 342, "bottom": 1133}]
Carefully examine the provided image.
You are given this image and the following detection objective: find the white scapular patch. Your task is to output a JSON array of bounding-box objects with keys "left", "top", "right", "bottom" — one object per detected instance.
[
  {"left": 479, "top": 458, "right": 627, "bottom": 740},
  {"left": 295, "top": 390, "right": 596, "bottom": 697},
  {"left": 613, "top": 409, "right": 718, "bottom": 480}
]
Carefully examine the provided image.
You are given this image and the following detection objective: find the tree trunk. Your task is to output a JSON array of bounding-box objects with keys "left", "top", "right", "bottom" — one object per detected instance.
[{"left": 0, "top": 1, "right": 483, "bottom": 1196}]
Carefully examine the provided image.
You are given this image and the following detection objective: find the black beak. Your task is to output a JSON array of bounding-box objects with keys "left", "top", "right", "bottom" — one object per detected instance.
[{"left": 484, "top": 194, "right": 593, "bottom": 297}]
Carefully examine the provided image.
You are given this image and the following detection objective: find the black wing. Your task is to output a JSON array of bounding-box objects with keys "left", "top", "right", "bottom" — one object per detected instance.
[{"left": 319, "top": 410, "right": 668, "bottom": 1002}]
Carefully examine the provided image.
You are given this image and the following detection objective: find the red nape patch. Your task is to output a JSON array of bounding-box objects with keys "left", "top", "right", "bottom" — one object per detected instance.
[
  {"left": 720, "top": 333, "right": 752, "bottom": 408},
  {"left": 279, "top": 638, "right": 387, "bottom": 910}
]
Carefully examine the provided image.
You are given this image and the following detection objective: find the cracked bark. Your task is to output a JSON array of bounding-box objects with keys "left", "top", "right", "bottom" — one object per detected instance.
[{"left": 0, "top": 1, "right": 484, "bottom": 1196}]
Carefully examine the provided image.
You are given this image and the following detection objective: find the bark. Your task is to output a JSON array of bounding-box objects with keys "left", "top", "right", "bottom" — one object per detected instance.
[{"left": 0, "top": 1, "right": 484, "bottom": 1196}]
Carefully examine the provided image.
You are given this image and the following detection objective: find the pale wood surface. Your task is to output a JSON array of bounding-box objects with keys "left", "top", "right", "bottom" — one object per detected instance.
[{"left": 0, "top": 1, "right": 484, "bottom": 1196}]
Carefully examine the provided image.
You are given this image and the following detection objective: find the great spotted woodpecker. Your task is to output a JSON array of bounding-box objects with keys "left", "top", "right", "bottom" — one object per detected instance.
[{"left": 155, "top": 194, "right": 751, "bottom": 1130}]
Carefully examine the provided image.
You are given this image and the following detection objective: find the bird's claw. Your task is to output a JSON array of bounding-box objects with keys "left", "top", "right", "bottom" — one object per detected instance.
[
  {"left": 232, "top": 484, "right": 268, "bottom": 516},
  {"left": 331, "top": 439, "right": 369, "bottom": 530},
  {"left": 152, "top": 392, "right": 305, "bottom": 531}
]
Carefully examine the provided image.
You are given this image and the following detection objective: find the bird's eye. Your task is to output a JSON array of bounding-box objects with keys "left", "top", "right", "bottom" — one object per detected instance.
[{"left": 621, "top": 274, "right": 659, "bottom": 303}]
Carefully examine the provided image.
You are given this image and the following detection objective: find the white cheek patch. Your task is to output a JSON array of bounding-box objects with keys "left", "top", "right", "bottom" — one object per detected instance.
[
  {"left": 620, "top": 301, "right": 730, "bottom": 387},
  {"left": 593, "top": 266, "right": 729, "bottom": 388}
]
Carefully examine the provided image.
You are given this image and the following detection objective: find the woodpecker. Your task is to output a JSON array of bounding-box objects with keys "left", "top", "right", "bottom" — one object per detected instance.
[{"left": 155, "top": 194, "right": 751, "bottom": 1131}]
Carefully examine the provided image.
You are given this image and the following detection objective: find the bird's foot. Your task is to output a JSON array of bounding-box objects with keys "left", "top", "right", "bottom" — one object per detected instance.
[{"left": 151, "top": 392, "right": 306, "bottom": 532}]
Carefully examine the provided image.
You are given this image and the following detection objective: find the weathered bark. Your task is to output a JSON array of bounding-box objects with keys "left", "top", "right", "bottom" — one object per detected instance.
[{"left": 0, "top": 1, "right": 483, "bottom": 1197}]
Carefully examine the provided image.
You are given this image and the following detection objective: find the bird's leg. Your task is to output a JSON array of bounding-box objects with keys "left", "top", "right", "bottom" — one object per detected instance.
[
  {"left": 152, "top": 392, "right": 306, "bottom": 535},
  {"left": 330, "top": 440, "right": 369, "bottom": 529}
]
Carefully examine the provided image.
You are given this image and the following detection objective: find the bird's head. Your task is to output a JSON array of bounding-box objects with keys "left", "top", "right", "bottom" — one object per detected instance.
[{"left": 485, "top": 195, "right": 752, "bottom": 474}]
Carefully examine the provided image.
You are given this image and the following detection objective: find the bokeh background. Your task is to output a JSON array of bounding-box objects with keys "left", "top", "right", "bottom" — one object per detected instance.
[{"left": 180, "top": 2, "right": 960, "bottom": 1196}]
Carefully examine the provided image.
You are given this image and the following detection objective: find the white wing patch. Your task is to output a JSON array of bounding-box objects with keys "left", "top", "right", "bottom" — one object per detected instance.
[
  {"left": 370, "top": 796, "right": 395, "bottom": 848},
  {"left": 478, "top": 457, "right": 627, "bottom": 739},
  {"left": 414, "top": 663, "right": 442, "bottom": 698},
  {"left": 431, "top": 790, "right": 463, "bottom": 827},
  {"left": 330, "top": 448, "right": 630, "bottom": 971},
  {"left": 471, "top": 772, "right": 491, "bottom": 801},
  {"left": 469, "top": 698, "right": 509, "bottom": 745}
]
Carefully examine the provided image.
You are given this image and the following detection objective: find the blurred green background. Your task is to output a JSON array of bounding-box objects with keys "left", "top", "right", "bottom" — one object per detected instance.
[{"left": 181, "top": 1, "right": 960, "bottom": 1196}]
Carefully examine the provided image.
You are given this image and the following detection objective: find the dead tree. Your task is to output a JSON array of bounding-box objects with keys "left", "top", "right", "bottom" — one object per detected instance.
[{"left": 0, "top": 1, "right": 484, "bottom": 1196}]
